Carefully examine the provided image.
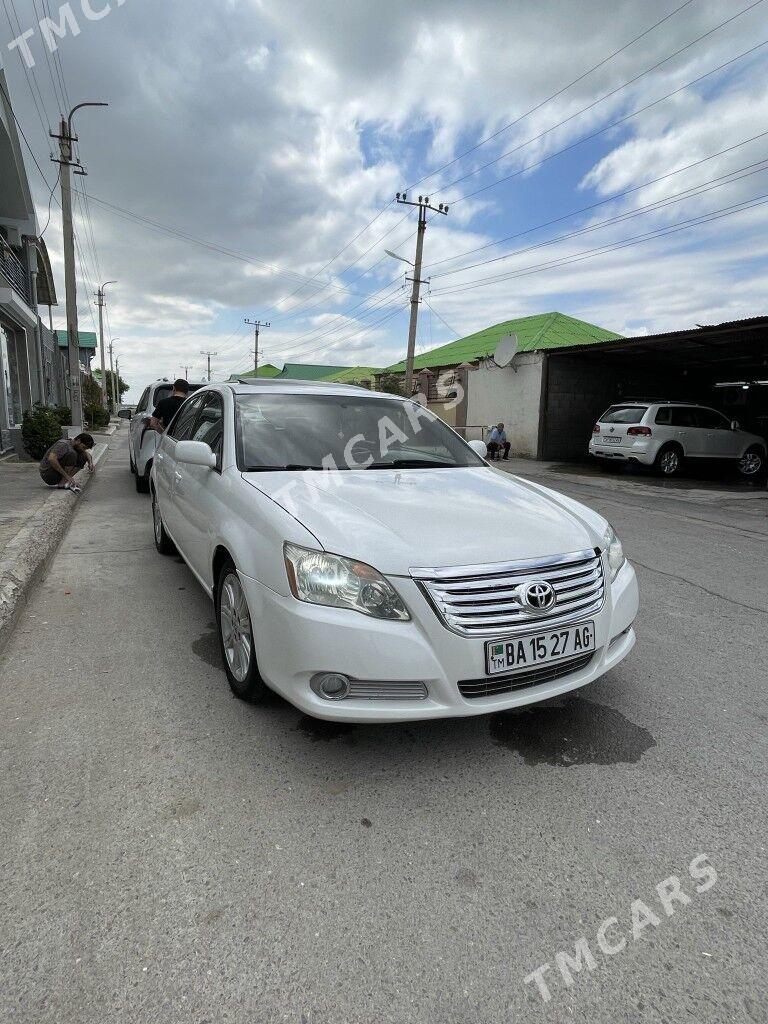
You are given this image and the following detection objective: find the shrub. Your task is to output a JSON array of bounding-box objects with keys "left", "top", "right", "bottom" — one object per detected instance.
[
  {"left": 21, "top": 405, "right": 62, "bottom": 460},
  {"left": 50, "top": 405, "right": 72, "bottom": 426},
  {"left": 85, "top": 404, "right": 109, "bottom": 429}
]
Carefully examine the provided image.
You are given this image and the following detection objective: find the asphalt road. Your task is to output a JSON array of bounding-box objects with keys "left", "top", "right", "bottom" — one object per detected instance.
[{"left": 1, "top": 433, "right": 766, "bottom": 1024}]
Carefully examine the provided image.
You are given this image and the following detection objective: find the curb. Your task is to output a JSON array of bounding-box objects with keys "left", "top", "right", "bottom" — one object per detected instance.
[{"left": 0, "top": 441, "right": 110, "bottom": 657}]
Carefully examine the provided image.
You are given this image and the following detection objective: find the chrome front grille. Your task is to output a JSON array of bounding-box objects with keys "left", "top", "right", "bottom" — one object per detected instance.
[{"left": 412, "top": 548, "right": 605, "bottom": 637}]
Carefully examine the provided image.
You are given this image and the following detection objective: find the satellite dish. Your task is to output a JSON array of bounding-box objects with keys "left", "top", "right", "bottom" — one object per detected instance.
[{"left": 493, "top": 333, "right": 518, "bottom": 367}]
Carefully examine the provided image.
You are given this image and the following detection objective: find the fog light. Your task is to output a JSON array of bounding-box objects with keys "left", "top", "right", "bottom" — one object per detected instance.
[{"left": 311, "top": 672, "right": 351, "bottom": 700}]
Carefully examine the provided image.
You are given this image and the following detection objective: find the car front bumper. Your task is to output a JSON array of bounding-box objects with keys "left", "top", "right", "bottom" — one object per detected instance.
[{"left": 238, "top": 558, "right": 639, "bottom": 722}]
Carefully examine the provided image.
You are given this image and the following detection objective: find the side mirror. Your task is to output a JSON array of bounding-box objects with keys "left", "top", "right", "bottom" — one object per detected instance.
[
  {"left": 730, "top": 419, "right": 740, "bottom": 431},
  {"left": 117, "top": 408, "right": 131, "bottom": 419},
  {"left": 175, "top": 439, "right": 217, "bottom": 468},
  {"left": 468, "top": 439, "right": 488, "bottom": 460}
]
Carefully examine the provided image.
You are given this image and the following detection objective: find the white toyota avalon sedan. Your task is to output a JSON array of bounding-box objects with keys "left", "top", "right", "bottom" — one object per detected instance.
[{"left": 150, "top": 380, "right": 638, "bottom": 722}]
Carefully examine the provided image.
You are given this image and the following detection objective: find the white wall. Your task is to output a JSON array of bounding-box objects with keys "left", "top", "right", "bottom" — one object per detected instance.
[{"left": 464, "top": 352, "right": 544, "bottom": 457}]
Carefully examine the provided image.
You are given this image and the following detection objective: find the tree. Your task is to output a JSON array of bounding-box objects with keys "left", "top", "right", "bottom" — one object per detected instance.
[{"left": 92, "top": 368, "right": 129, "bottom": 410}]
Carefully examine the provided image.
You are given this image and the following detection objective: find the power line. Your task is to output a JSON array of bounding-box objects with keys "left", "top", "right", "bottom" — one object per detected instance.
[
  {"left": 433, "top": 1, "right": 767, "bottom": 204},
  {"left": 424, "top": 129, "right": 768, "bottom": 272},
  {"left": 429, "top": 157, "right": 768, "bottom": 281},
  {"left": 449, "top": 35, "right": 768, "bottom": 206},
  {"left": 403, "top": 0, "right": 698, "bottom": 193},
  {"left": 431, "top": 192, "right": 768, "bottom": 297}
]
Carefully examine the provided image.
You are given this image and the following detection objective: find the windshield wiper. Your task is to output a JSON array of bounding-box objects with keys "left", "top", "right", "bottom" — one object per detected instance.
[
  {"left": 365, "top": 459, "right": 454, "bottom": 469},
  {"left": 244, "top": 464, "right": 323, "bottom": 471}
]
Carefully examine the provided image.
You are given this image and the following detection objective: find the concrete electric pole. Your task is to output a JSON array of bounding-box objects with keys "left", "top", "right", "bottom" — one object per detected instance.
[
  {"left": 108, "top": 338, "right": 119, "bottom": 408},
  {"left": 51, "top": 102, "right": 108, "bottom": 431},
  {"left": 394, "top": 193, "right": 448, "bottom": 396},
  {"left": 200, "top": 351, "right": 218, "bottom": 382},
  {"left": 244, "top": 319, "right": 270, "bottom": 375},
  {"left": 115, "top": 356, "right": 120, "bottom": 407},
  {"left": 96, "top": 280, "right": 116, "bottom": 409}
]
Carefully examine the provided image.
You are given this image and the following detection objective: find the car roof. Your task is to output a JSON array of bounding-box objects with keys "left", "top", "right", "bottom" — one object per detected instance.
[
  {"left": 225, "top": 378, "right": 402, "bottom": 401},
  {"left": 606, "top": 399, "right": 701, "bottom": 407}
]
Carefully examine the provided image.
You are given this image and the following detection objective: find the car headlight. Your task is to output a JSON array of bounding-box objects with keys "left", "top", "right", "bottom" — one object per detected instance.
[
  {"left": 283, "top": 543, "right": 410, "bottom": 621},
  {"left": 602, "top": 525, "right": 625, "bottom": 581}
]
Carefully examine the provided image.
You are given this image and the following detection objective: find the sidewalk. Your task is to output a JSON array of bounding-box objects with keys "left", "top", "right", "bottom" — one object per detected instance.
[{"left": 0, "top": 441, "right": 110, "bottom": 653}]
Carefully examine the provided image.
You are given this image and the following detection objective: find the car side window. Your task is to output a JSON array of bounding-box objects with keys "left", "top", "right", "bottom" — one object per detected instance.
[
  {"left": 696, "top": 408, "right": 728, "bottom": 429},
  {"left": 189, "top": 393, "right": 224, "bottom": 465},
  {"left": 655, "top": 407, "right": 671, "bottom": 425},
  {"left": 670, "top": 407, "right": 698, "bottom": 428},
  {"left": 135, "top": 387, "right": 150, "bottom": 414},
  {"left": 167, "top": 394, "right": 205, "bottom": 440}
]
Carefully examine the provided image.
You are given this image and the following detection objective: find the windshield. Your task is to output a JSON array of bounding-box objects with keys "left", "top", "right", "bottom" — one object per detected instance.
[
  {"left": 600, "top": 405, "right": 648, "bottom": 424},
  {"left": 235, "top": 393, "right": 484, "bottom": 471}
]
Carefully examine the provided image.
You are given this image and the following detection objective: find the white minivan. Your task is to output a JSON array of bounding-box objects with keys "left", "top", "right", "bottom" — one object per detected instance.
[{"left": 150, "top": 379, "right": 638, "bottom": 722}]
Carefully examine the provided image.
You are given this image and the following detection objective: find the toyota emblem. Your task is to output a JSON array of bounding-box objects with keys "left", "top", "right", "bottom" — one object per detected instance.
[{"left": 520, "top": 580, "right": 557, "bottom": 611}]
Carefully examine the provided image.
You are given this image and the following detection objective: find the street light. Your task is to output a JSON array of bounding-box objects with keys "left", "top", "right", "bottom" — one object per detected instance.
[
  {"left": 384, "top": 248, "right": 414, "bottom": 267},
  {"left": 96, "top": 280, "right": 116, "bottom": 408}
]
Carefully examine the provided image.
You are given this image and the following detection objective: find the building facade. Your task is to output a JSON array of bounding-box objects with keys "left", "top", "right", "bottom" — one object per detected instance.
[{"left": 0, "top": 67, "right": 59, "bottom": 450}]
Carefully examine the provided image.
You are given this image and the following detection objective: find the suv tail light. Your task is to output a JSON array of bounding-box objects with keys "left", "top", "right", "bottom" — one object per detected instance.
[
  {"left": 627, "top": 425, "right": 652, "bottom": 436},
  {"left": 592, "top": 424, "right": 601, "bottom": 434}
]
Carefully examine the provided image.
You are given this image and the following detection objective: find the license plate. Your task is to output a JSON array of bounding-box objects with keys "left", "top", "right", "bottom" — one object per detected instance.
[
  {"left": 603, "top": 435, "right": 622, "bottom": 444},
  {"left": 485, "top": 621, "right": 596, "bottom": 676}
]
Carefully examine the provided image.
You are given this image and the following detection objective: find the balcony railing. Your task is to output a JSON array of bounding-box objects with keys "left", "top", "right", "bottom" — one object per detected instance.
[{"left": 0, "top": 235, "right": 32, "bottom": 305}]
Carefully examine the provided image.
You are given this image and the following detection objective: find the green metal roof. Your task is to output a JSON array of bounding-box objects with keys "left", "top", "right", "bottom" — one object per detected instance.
[
  {"left": 229, "top": 363, "right": 281, "bottom": 380},
  {"left": 384, "top": 312, "right": 622, "bottom": 372},
  {"left": 320, "top": 365, "right": 381, "bottom": 384},
  {"left": 275, "top": 362, "right": 352, "bottom": 381},
  {"left": 55, "top": 329, "right": 98, "bottom": 350}
]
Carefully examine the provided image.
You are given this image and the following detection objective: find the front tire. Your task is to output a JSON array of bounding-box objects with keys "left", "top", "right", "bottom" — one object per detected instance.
[
  {"left": 738, "top": 446, "right": 765, "bottom": 479},
  {"left": 216, "top": 561, "right": 269, "bottom": 702},
  {"left": 136, "top": 470, "right": 150, "bottom": 493},
  {"left": 152, "top": 490, "right": 176, "bottom": 555},
  {"left": 654, "top": 443, "right": 683, "bottom": 477}
]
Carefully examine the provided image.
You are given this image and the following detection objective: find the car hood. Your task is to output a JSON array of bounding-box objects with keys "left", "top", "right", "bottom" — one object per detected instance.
[{"left": 242, "top": 466, "right": 605, "bottom": 575}]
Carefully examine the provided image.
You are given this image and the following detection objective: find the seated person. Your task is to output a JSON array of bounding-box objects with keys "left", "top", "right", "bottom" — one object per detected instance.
[
  {"left": 39, "top": 433, "right": 95, "bottom": 492},
  {"left": 487, "top": 422, "right": 510, "bottom": 460}
]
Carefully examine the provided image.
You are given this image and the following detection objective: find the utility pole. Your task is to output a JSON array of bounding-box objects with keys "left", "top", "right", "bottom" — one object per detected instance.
[
  {"left": 200, "top": 350, "right": 218, "bottom": 382},
  {"left": 108, "top": 337, "right": 119, "bottom": 408},
  {"left": 244, "top": 318, "right": 270, "bottom": 375},
  {"left": 394, "top": 193, "right": 448, "bottom": 396},
  {"left": 180, "top": 365, "right": 190, "bottom": 381},
  {"left": 51, "top": 102, "right": 108, "bottom": 431},
  {"left": 115, "top": 356, "right": 120, "bottom": 408},
  {"left": 96, "top": 280, "right": 116, "bottom": 409}
]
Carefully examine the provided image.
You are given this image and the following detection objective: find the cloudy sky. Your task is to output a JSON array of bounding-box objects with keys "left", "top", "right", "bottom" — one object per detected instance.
[{"left": 2, "top": 0, "right": 768, "bottom": 398}]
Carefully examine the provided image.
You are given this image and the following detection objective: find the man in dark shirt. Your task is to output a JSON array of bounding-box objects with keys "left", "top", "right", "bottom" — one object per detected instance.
[
  {"left": 149, "top": 379, "right": 189, "bottom": 432},
  {"left": 39, "top": 433, "right": 95, "bottom": 492}
]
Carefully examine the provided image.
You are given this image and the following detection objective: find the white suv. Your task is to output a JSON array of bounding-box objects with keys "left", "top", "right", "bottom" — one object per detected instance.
[{"left": 589, "top": 400, "right": 766, "bottom": 478}]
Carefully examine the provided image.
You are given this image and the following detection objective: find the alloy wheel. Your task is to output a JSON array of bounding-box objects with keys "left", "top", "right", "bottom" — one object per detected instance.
[
  {"left": 219, "top": 574, "right": 253, "bottom": 683},
  {"left": 660, "top": 450, "right": 679, "bottom": 475},
  {"left": 739, "top": 451, "right": 762, "bottom": 476},
  {"left": 152, "top": 495, "right": 163, "bottom": 544}
]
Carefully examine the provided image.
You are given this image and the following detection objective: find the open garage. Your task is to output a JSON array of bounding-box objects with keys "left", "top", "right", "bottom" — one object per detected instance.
[{"left": 539, "top": 317, "right": 768, "bottom": 462}]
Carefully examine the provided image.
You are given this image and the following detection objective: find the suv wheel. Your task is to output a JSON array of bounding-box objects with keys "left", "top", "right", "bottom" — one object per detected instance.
[
  {"left": 216, "top": 561, "right": 269, "bottom": 702},
  {"left": 738, "top": 446, "right": 765, "bottom": 478},
  {"left": 152, "top": 491, "right": 176, "bottom": 555},
  {"left": 655, "top": 444, "right": 683, "bottom": 477}
]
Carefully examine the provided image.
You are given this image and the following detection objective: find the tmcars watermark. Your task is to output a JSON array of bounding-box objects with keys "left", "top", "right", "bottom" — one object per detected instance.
[
  {"left": 523, "top": 854, "right": 718, "bottom": 1004},
  {"left": 6, "top": 0, "right": 127, "bottom": 69},
  {"left": 269, "top": 377, "right": 465, "bottom": 515}
]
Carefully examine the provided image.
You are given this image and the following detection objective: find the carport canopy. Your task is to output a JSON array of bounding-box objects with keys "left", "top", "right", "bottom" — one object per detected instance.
[{"left": 540, "top": 317, "right": 768, "bottom": 460}]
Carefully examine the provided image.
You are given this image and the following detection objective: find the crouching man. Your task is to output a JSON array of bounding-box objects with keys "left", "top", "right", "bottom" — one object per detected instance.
[
  {"left": 39, "top": 433, "right": 95, "bottom": 493},
  {"left": 487, "top": 422, "right": 511, "bottom": 460}
]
